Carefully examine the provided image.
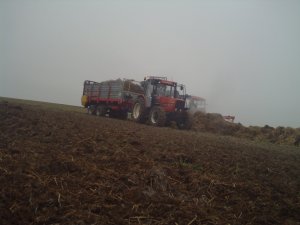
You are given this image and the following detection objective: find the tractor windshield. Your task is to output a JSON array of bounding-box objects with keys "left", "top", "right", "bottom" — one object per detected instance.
[
  {"left": 155, "top": 84, "right": 174, "bottom": 97},
  {"left": 144, "top": 79, "right": 181, "bottom": 98}
]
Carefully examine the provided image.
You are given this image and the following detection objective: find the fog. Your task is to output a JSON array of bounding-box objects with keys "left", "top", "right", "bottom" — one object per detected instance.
[{"left": 1, "top": 0, "right": 300, "bottom": 127}]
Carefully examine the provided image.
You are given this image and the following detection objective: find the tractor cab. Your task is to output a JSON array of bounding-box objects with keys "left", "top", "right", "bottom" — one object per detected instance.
[
  {"left": 142, "top": 76, "right": 186, "bottom": 112},
  {"left": 132, "top": 76, "right": 191, "bottom": 128}
]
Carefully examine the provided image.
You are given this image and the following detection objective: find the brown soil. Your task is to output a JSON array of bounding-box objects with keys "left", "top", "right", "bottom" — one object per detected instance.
[{"left": 0, "top": 100, "right": 299, "bottom": 225}]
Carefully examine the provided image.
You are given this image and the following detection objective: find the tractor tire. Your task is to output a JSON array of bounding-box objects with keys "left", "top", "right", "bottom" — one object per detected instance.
[
  {"left": 87, "top": 106, "right": 95, "bottom": 115},
  {"left": 87, "top": 108, "right": 92, "bottom": 115},
  {"left": 149, "top": 106, "right": 166, "bottom": 127},
  {"left": 96, "top": 105, "right": 106, "bottom": 117},
  {"left": 132, "top": 98, "right": 146, "bottom": 123},
  {"left": 177, "top": 112, "right": 193, "bottom": 130}
]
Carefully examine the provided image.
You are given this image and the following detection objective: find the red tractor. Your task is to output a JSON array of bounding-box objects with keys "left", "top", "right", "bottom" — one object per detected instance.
[{"left": 131, "top": 76, "right": 192, "bottom": 129}]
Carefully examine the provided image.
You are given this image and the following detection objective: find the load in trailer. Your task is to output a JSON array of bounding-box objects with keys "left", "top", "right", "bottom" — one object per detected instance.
[{"left": 81, "top": 76, "right": 193, "bottom": 129}]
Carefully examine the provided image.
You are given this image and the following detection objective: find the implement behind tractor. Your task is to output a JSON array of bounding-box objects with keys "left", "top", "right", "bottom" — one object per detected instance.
[
  {"left": 81, "top": 79, "right": 143, "bottom": 118},
  {"left": 81, "top": 76, "right": 192, "bottom": 129}
]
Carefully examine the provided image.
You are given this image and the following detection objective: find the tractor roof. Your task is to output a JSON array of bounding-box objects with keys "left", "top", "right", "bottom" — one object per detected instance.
[{"left": 144, "top": 76, "right": 177, "bottom": 86}]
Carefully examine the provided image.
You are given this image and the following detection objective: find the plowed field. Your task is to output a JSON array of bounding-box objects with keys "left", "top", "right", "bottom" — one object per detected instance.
[{"left": 0, "top": 98, "right": 299, "bottom": 225}]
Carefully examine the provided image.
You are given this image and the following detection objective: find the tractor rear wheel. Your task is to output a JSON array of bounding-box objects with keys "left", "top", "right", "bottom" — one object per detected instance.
[
  {"left": 177, "top": 112, "right": 193, "bottom": 130},
  {"left": 132, "top": 98, "right": 146, "bottom": 123},
  {"left": 149, "top": 106, "right": 166, "bottom": 127}
]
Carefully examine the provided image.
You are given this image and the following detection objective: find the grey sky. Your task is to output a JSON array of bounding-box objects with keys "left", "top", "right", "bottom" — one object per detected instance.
[{"left": 1, "top": 0, "right": 300, "bottom": 127}]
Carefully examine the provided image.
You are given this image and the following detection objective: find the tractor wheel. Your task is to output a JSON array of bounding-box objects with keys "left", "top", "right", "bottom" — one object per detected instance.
[
  {"left": 149, "top": 106, "right": 166, "bottom": 127},
  {"left": 132, "top": 98, "right": 146, "bottom": 123},
  {"left": 87, "top": 108, "right": 92, "bottom": 115},
  {"left": 87, "top": 106, "right": 95, "bottom": 115},
  {"left": 96, "top": 105, "right": 106, "bottom": 117},
  {"left": 177, "top": 112, "right": 193, "bottom": 130}
]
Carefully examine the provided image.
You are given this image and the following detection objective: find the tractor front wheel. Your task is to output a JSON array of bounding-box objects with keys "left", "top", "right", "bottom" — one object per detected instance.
[{"left": 149, "top": 106, "right": 166, "bottom": 127}]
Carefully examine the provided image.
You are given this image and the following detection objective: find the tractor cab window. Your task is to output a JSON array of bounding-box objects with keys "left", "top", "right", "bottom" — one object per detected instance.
[
  {"left": 155, "top": 84, "right": 165, "bottom": 96},
  {"left": 164, "top": 85, "right": 174, "bottom": 97},
  {"left": 176, "top": 85, "right": 185, "bottom": 99},
  {"left": 155, "top": 84, "right": 174, "bottom": 97},
  {"left": 145, "top": 82, "right": 153, "bottom": 97}
]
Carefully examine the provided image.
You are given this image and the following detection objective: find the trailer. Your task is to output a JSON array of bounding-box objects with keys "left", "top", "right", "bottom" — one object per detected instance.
[{"left": 81, "top": 79, "right": 144, "bottom": 118}]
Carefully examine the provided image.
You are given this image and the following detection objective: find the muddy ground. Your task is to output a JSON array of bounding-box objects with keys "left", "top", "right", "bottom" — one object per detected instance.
[{"left": 0, "top": 99, "right": 299, "bottom": 225}]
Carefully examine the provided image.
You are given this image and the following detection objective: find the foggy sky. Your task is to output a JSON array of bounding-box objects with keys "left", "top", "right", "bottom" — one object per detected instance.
[{"left": 1, "top": 0, "right": 300, "bottom": 127}]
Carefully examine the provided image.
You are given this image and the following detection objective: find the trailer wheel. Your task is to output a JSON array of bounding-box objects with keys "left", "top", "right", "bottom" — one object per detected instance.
[
  {"left": 132, "top": 98, "right": 146, "bottom": 123},
  {"left": 87, "top": 106, "right": 95, "bottom": 115},
  {"left": 96, "top": 105, "right": 106, "bottom": 117},
  {"left": 177, "top": 112, "right": 193, "bottom": 130},
  {"left": 149, "top": 106, "right": 166, "bottom": 127}
]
